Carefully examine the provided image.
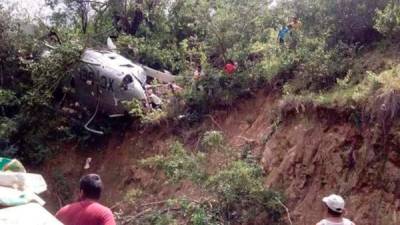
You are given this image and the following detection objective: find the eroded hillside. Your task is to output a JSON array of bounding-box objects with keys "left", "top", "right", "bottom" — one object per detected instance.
[{"left": 39, "top": 89, "right": 400, "bottom": 225}]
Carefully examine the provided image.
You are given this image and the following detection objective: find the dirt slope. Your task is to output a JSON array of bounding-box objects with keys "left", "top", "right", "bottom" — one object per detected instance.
[{"left": 38, "top": 90, "right": 400, "bottom": 225}]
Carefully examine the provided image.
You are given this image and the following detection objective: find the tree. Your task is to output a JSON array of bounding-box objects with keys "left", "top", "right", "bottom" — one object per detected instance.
[
  {"left": 273, "top": 0, "right": 388, "bottom": 44},
  {"left": 46, "top": 0, "right": 92, "bottom": 33}
]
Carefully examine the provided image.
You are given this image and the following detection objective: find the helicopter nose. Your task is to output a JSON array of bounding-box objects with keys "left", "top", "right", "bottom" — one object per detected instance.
[{"left": 129, "top": 79, "right": 146, "bottom": 100}]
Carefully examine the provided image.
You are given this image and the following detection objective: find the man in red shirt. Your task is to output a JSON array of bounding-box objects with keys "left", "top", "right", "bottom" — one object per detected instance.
[
  {"left": 224, "top": 60, "right": 237, "bottom": 75},
  {"left": 56, "top": 174, "right": 116, "bottom": 225}
]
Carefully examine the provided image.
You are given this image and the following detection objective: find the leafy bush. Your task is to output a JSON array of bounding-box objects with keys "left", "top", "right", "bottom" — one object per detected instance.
[
  {"left": 274, "top": 0, "right": 388, "bottom": 44},
  {"left": 52, "top": 170, "right": 73, "bottom": 204},
  {"left": 374, "top": 66, "right": 400, "bottom": 92},
  {"left": 0, "top": 89, "right": 19, "bottom": 107},
  {"left": 117, "top": 35, "right": 187, "bottom": 73},
  {"left": 201, "top": 130, "right": 224, "bottom": 152},
  {"left": 27, "top": 42, "right": 83, "bottom": 109},
  {"left": 0, "top": 117, "right": 17, "bottom": 142},
  {"left": 0, "top": 38, "right": 83, "bottom": 164},
  {"left": 280, "top": 65, "right": 400, "bottom": 117},
  {"left": 122, "top": 99, "right": 145, "bottom": 119},
  {"left": 124, "top": 188, "right": 143, "bottom": 206},
  {"left": 375, "top": 1, "right": 400, "bottom": 38},
  {"left": 284, "top": 38, "right": 352, "bottom": 94},
  {"left": 140, "top": 141, "right": 207, "bottom": 184},
  {"left": 206, "top": 161, "right": 283, "bottom": 223},
  {"left": 139, "top": 137, "right": 284, "bottom": 225}
]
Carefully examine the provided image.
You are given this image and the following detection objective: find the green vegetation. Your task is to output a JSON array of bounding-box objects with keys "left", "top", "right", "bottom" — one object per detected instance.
[
  {"left": 3, "top": 1, "right": 400, "bottom": 224},
  {"left": 137, "top": 132, "right": 284, "bottom": 224},
  {"left": 1, "top": 0, "right": 400, "bottom": 166},
  {"left": 51, "top": 170, "right": 73, "bottom": 204},
  {"left": 201, "top": 130, "right": 224, "bottom": 152},
  {"left": 375, "top": 0, "right": 400, "bottom": 38},
  {"left": 0, "top": 8, "right": 84, "bottom": 163},
  {"left": 141, "top": 141, "right": 207, "bottom": 184}
]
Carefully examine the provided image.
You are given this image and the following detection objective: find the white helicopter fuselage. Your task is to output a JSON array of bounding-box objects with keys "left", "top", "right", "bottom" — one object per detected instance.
[{"left": 72, "top": 49, "right": 148, "bottom": 115}]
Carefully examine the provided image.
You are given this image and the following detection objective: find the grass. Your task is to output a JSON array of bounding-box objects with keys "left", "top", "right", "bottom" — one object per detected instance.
[{"left": 280, "top": 65, "right": 400, "bottom": 110}]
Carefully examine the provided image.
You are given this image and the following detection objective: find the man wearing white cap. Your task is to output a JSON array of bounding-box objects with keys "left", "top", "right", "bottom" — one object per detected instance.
[{"left": 316, "top": 194, "right": 355, "bottom": 225}]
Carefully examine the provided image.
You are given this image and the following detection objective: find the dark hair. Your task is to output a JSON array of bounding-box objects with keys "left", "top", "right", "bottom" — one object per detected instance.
[
  {"left": 80, "top": 174, "right": 103, "bottom": 200},
  {"left": 288, "top": 24, "right": 293, "bottom": 29},
  {"left": 327, "top": 206, "right": 343, "bottom": 217}
]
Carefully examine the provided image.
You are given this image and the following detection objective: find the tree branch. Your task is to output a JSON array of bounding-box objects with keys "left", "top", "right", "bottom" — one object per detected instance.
[{"left": 275, "top": 197, "right": 293, "bottom": 225}]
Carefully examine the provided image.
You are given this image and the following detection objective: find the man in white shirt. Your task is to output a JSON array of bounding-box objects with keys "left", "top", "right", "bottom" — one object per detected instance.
[{"left": 316, "top": 194, "right": 356, "bottom": 225}]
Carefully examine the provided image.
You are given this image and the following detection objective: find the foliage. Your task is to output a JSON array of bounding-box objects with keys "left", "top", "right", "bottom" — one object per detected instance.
[
  {"left": 206, "top": 161, "right": 283, "bottom": 223},
  {"left": 283, "top": 38, "right": 352, "bottom": 94},
  {"left": 0, "top": 117, "right": 17, "bottom": 142},
  {"left": 46, "top": 0, "right": 92, "bottom": 33},
  {"left": 139, "top": 136, "right": 284, "bottom": 224},
  {"left": 140, "top": 141, "right": 207, "bottom": 184},
  {"left": 122, "top": 99, "right": 145, "bottom": 119},
  {"left": 0, "top": 89, "right": 19, "bottom": 107},
  {"left": 274, "top": 0, "right": 388, "bottom": 44},
  {"left": 124, "top": 188, "right": 143, "bottom": 206},
  {"left": 26, "top": 42, "right": 83, "bottom": 109},
  {"left": 375, "top": 1, "right": 400, "bottom": 38},
  {"left": 201, "top": 130, "right": 224, "bottom": 152},
  {"left": 117, "top": 35, "right": 187, "bottom": 73},
  {"left": 374, "top": 66, "right": 400, "bottom": 93},
  {"left": 183, "top": 71, "right": 255, "bottom": 121},
  {"left": 0, "top": 14, "right": 83, "bottom": 164},
  {"left": 1, "top": 0, "right": 398, "bottom": 169},
  {"left": 280, "top": 65, "right": 400, "bottom": 117},
  {"left": 51, "top": 170, "right": 73, "bottom": 204}
]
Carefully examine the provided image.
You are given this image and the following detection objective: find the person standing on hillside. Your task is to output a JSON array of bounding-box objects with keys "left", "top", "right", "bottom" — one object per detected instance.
[
  {"left": 278, "top": 24, "right": 292, "bottom": 45},
  {"left": 56, "top": 174, "right": 116, "bottom": 225},
  {"left": 316, "top": 194, "right": 355, "bottom": 225},
  {"left": 288, "top": 16, "right": 302, "bottom": 31},
  {"left": 224, "top": 60, "right": 238, "bottom": 75},
  {"left": 288, "top": 16, "right": 302, "bottom": 48}
]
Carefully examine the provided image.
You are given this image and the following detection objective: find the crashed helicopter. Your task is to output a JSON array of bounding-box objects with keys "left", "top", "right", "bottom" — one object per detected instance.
[{"left": 49, "top": 38, "right": 177, "bottom": 134}]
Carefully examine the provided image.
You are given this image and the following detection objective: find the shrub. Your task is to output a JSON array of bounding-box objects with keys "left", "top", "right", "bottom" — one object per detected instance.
[
  {"left": 206, "top": 161, "right": 283, "bottom": 223},
  {"left": 122, "top": 99, "right": 145, "bottom": 119},
  {"left": 275, "top": 0, "right": 388, "bottom": 45},
  {"left": 374, "top": 1, "right": 400, "bottom": 38},
  {"left": 0, "top": 117, "right": 17, "bottom": 142},
  {"left": 201, "top": 130, "right": 224, "bottom": 152},
  {"left": 183, "top": 71, "right": 255, "bottom": 121},
  {"left": 140, "top": 138, "right": 284, "bottom": 224},
  {"left": 52, "top": 170, "right": 73, "bottom": 204},
  {"left": 124, "top": 188, "right": 143, "bottom": 206},
  {"left": 284, "top": 38, "right": 351, "bottom": 94},
  {"left": 0, "top": 40, "right": 83, "bottom": 165},
  {"left": 140, "top": 141, "right": 207, "bottom": 184},
  {"left": 117, "top": 35, "right": 187, "bottom": 73}
]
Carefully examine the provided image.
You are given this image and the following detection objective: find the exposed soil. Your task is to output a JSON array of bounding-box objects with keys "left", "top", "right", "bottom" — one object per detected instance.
[
  {"left": 38, "top": 43, "right": 400, "bottom": 225},
  {"left": 37, "top": 88, "right": 400, "bottom": 225}
]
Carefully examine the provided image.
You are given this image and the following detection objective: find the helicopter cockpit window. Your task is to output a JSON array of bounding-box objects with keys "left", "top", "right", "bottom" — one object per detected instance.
[{"left": 121, "top": 75, "right": 133, "bottom": 90}]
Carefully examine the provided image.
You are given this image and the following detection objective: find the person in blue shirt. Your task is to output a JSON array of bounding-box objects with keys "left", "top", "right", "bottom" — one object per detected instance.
[{"left": 278, "top": 24, "right": 292, "bottom": 45}]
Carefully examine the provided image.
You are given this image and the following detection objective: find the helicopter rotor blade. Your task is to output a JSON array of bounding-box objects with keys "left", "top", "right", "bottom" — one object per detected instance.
[{"left": 142, "top": 66, "right": 176, "bottom": 83}]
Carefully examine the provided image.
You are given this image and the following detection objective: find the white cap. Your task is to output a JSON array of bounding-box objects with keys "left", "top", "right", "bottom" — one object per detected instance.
[{"left": 322, "top": 194, "right": 345, "bottom": 213}]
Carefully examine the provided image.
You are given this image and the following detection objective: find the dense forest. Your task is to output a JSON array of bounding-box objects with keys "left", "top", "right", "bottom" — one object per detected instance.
[{"left": 1, "top": 0, "right": 400, "bottom": 224}]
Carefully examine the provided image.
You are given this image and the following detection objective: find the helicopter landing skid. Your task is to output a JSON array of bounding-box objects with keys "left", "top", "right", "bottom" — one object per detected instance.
[
  {"left": 108, "top": 114, "right": 126, "bottom": 118},
  {"left": 84, "top": 98, "right": 104, "bottom": 135}
]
